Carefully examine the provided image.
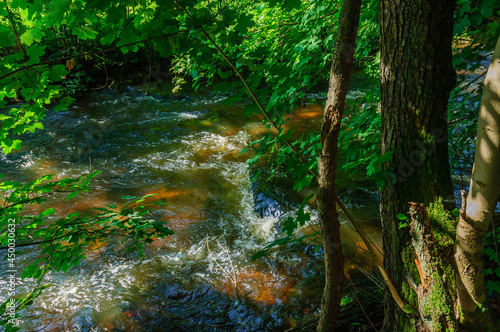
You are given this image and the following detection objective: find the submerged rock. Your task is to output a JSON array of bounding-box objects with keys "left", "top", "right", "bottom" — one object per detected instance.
[
  {"left": 253, "top": 190, "right": 283, "bottom": 218},
  {"left": 249, "top": 167, "right": 298, "bottom": 219},
  {"left": 69, "top": 307, "right": 98, "bottom": 332}
]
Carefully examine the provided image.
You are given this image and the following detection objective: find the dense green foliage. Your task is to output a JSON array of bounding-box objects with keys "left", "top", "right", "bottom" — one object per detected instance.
[{"left": 0, "top": 0, "right": 499, "bottom": 329}]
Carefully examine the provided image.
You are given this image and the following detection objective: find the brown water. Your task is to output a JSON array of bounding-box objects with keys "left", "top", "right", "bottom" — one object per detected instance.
[{"left": 0, "top": 86, "right": 382, "bottom": 331}]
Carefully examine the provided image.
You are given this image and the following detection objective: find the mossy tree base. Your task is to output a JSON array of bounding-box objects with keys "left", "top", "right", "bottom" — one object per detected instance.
[{"left": 408, "top": 202, "right": 457, "bottom": 331}]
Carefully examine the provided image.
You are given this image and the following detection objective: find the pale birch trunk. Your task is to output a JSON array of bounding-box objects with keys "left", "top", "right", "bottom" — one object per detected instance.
[{"left": 455, "top": 35, "right": 500, "bottom": 330}]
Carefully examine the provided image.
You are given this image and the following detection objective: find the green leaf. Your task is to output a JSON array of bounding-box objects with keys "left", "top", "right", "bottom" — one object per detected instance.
[
  {"left": 486, "top": 279, "right": 500, "bottom": 293},
  {"left": 243, "top": 103, "right": 260, "bottom": 116},
  {"left": 399, "top": 222, "right": 409, "bottom": 229},
  {"left": 0, "top": 114, "right": 10, "bottom": 122},
  {"left": 101, "top": 31, "right": 117, "bottom": 45},
  {"left": 48, "top": 0, "right": 69, "bottom": 23},
  {"left": 251, "top": 249, "right": 269, "bottom": 260},
  {"left": 73, "top": 26, "right": 98, "bottom": 40},
  {"left": 48, "top": 65, "right": 68, "bottom": 81},
  {"left": 106, "top": 5, "right": 125, "bottom": 24},
  {"left": 54, "top": 96, "right": 75, "bottom": 111},
  {"left": 1, "top": 138, "right": 22, "bottom": 154},
  {"left": 293, "top": 174, "right": 312, "bottom": 191},
  {"left": 20, "top": 30, "right": 34, "bottom": 46},
  {"left": 396, "top": 213, "right": 408, "bottom": 221},
  {"left": 0, "top": 26, "right": 15, "bottom": 47},
  {"left": 66, "top": 191, "right": 79, "bottom": 200},
  {"left": 282, "top": 216, "right": 296, "bottom": 236},
  {"left": 40, "top": 207, "right": 56, "bottom": 217},
  {"left": 454, "top": 17, "right": 470, "bottom": 36},
  {"left": 234, "top": 13, "right": 253, "bottom": 34},
  {"left": 26, "top": 44, "right": 46, "bottom": 61},
  {"left": 11, "top": 139, "right": 21, "bottom": 151}
]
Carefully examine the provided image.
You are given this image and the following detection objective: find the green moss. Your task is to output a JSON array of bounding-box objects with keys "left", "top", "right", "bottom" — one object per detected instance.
[
  {"left": 443, "top": 262, "right": 456, "bottom": 294},
  {"left": 399, "top": 245, "right": 421, "bottom": 331},
  {"left": 401, "top": 280, "right": 416, "bottom": 308},
  {"left": 422, "top": 272, "right": 457, "bottom": 331},
  {"left": 419, "top": 131, "right": 436, "bottom": 143},
  {"left": 457, "top": 304, "right": 464, "bottom": 323},
  {"left": 401, "top": 320, "right": 418, "bottom": 332},
  {"left": 401, "top": 275, "right": 414, "bottom": 295},
  {"left": 402, "top": 245, "right": 421, "bottom": 293},
  {"left": 423, "top": 273, "right": 452, "bottom": 316},
  {"left": 427, "top": 199, "right": 456, "bottom": 249}
]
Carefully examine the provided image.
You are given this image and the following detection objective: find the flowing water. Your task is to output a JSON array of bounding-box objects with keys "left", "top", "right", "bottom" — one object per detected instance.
[{"left": 0, "top": 85, "right": 382, "bottom": 331}]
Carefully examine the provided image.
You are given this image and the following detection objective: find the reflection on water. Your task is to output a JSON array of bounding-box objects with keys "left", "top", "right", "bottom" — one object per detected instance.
[{"left": 0, "top": 87, "right": 381, "bottom": 331}]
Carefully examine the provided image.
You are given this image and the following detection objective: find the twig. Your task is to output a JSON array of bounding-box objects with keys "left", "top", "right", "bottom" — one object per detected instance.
[
  {"left": 86, "top": 229, "right": 104, "bottom": 257},
  {"left": 346, "top": 273, "right": 379, "bottom": 332},
  {"left": 355, "top": 265, "right": 384, "bottom": 290},
  {"left": 457, "top": 70, "right": 487, "bottom": 89},
  {"left": 205, "top": 226, "right": 239, "bottom": 297},
  {"left": 0, "top": 190, "right": 71, "bottom": 211},
  {"left": 217, "top": 235, "right": 238, "bottom": 297},
  {"left": 145, "top": 43, "right": 152, "bottom": 96},
  {"left": 0, "top": 224, "right": 107, "bottom": 250},
  {"left": 205, "top": 233, "right": 238, "bottom": 296},
  {"left": 90, "top": 54, "right": 110, "bottom": 90},
  {"left": 448, "top": 135, "right": 475, "bottom": 171},
  {"left": 29, "top": 307, "right": 57, "bottom": 332}
]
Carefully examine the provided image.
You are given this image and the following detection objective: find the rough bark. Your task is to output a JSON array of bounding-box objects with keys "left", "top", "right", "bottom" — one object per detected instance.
[
  {"left": 379, "top": 0, "right": 456, "bottom": 330},
  {"left": 316, "top": 0, "right": 361, "bottom": 330},
  {"left": 455, "top": 35, "right": 500, "bottom": 330},
  {"left": 408, "top": 203, "right": 457, "bottom": 331}
]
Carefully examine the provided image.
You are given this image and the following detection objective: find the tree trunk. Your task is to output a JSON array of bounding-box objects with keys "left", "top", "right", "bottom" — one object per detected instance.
[
  {"left": 316, "top": 0, "right": 361, "bottom": 330},
  {"left": 379, "top": 0, "right": 456, "bottom": 330},
  {"left": 455, "top": 35, "right": 500, "bottom": 330}
]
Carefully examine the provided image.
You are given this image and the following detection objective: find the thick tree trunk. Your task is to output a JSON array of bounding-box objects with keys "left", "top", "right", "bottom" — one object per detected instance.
[
  {"left": 379, "top": 0, "right": 456, "bottom": 330},
  {"left": 316, "top": 0, "right": 361, "bottom": 330},
  {"left": 455, "top": 35, "right": 500, "bottom": 330}
]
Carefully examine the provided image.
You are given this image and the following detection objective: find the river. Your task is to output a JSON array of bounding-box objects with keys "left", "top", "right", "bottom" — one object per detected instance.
[{"left": 0, "top": 84, "right": 383, "bottom": 331}]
